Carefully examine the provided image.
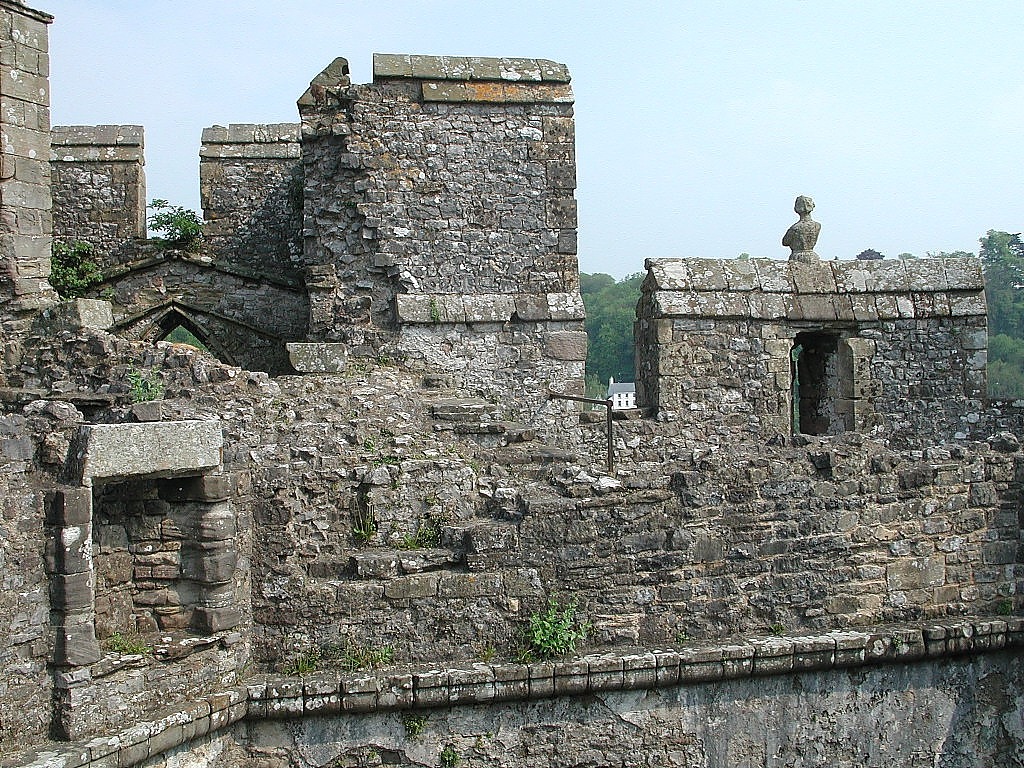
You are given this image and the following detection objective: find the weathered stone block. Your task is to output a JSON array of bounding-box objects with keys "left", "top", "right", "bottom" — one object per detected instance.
[
  {"left": 182, "top": 547, "right": 237, "bottom": 584},
  {"left": 886, "top": 556, "right": 945, "bottom": 590},
  {"left": 286, "top": 343, "right": 348, "bottom": 372},
  {"left": 383, "top": 574, "right": 438, "bottom": 600},
  {"left": 49, "top": 572, "right": 92, "bottom": 611},
  {"left": 70, "top": 421, "right": 222, "bottom": 482},
  {"left": 57, "top": 616, "right": 101, "bottom": 666},
  {"left": 192, "top": 606, "right": 241, "bottom": 633},
  {"left": 351, "top": 552, "right": 400, "bottom": 580},
  {"left": 544, "top": 330, "right": 587, "bottom": 361},
  {"left": 48, "top": 486, "right": 91, "bottom": 526}
]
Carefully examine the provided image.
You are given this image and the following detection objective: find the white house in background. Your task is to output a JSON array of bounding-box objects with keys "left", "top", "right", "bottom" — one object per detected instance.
[{"left": 607, "top": 377, "right": 636, "bottom": 410}]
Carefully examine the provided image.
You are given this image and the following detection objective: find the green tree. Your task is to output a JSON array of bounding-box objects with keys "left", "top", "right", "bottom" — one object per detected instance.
[
  {"left": 50, "top": 240, "right": 102, "bottom": 299},
  {"left": 580, "top": 272, "right": 643, "bottom": 397},
  {"left": 148, "top": 199, "right": 203, "bottom": 251},
  {"left": 980, "top": 230, "right": 1024, "bottom": 398}
]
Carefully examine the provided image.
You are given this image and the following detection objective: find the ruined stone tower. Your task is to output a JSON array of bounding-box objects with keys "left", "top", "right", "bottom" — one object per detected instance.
[{"left": 0, "top": 5, "right": 1022, "bottom": 766}]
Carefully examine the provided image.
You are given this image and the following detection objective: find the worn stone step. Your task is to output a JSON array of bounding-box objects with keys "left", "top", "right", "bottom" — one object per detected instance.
[
  {"left": 429, "top": 397, "right": 500, "bottom": 423},
  {"left": 492, "top": 445, "right": 576, "bottom": 465},
  {"left": 349, "top": 548, "right": 462, "bottom": 579},
  {"left": 453, "top": 420, "right": 538, "bottom": 445}
]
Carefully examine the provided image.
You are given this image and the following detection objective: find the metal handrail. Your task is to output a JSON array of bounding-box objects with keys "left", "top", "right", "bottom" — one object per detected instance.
[{"left": 547, "top": 390, "right": 614, "bottom": 472}]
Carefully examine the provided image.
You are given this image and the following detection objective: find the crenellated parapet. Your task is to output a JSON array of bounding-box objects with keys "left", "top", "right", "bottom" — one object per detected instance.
[
  {"left": 50, "top": 124, "right": 146, "bottom": 267},
  {"left": 637, "top": 256, "right": 988, "bottom": 447}
]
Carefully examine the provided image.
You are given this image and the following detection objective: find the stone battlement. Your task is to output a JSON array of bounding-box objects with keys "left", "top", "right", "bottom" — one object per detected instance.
[{"left": 0, "top": 11, "right": 1021, "bottom": 766}]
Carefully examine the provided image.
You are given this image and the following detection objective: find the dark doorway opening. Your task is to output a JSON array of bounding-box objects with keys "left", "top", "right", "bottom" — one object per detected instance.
[{"left": 791, "top": 331, "right": 851, "bottom": 435}]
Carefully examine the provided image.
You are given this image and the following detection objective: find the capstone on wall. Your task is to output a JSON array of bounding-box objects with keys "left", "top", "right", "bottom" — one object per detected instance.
[
  {"left": 636, "top": 257, "right": 987, "bottom": 450},
  {"left": 50, "top": 124, "right": 146, "bottom": 267}
]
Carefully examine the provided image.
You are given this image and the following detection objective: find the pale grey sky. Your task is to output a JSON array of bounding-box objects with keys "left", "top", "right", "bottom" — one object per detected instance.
[{"left": 42, "top": 1, "right": 1024, "bottom": 278}]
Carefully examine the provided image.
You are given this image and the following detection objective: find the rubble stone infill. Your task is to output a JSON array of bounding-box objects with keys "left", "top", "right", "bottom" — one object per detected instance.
[{"left": 4, "top": 616, "right": 1020, "bottom": 768}]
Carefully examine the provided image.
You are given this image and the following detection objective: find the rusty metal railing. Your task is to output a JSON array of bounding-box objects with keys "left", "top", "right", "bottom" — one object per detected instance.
[{"left": 547, "top": 390, "right": 614, "bottom": 472}]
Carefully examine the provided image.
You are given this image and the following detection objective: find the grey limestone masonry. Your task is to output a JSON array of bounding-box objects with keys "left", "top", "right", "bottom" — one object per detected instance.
[
  {"left": 0, "top": 17, "right": 1022, "bottom": 768},
  {"left": 199, "top": 123, "right": 302, "bottom": 280},
  {"left": 0, "top": 0, "right": 56, "bottom": 338},
  {"left": 297, "top": 55, "right": 586, "bottom": 421},
  {"left": 637, "top": 257, "right": 988, "bottom": 450},
  {"left": 50, "top": 124, "right": 146, "bottom": 267}
]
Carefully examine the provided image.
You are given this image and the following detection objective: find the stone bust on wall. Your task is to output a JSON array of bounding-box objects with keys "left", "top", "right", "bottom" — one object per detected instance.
[{"left": 783, "top": 195, "right": 821, "bottom": 262}]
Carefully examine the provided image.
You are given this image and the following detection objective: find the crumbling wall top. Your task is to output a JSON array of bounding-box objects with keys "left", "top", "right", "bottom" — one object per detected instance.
[{"left": 0, "top": 0, "right": 51, "bottom": 23}]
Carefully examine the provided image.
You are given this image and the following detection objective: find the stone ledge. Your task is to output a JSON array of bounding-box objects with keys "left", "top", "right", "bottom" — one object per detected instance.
[
  {"left": 51, "top": 125, "right": 143, "bottom": 146},
  {"left": 374, "top": 53, "right": 570, "bottom": 84},
  {"left": 6, "top": 617, "right": 1019, "bottom": 768},
  {"left": 395, "top": 292, "right": 586, "bottom": 324},
  {"left": 1, "top": 687, "right": 248, "bottom": 768},
  {"left": 650, "top": 288, "right": 987, "bottom": 322},
  {"left": 247, "top": 615, "right": 1022, "bottom": 718},
  {"left": 67, "top": 421, "right": 223, "bottom": 483},
  {"left": 200, "top": 124, "right": 301, "bottom": 159},
  {"left": 421, "top": 81, "right": 573, "bottom": 104},
  {"left": 645, "top": 257, "right": 985, "bottom": 296}
]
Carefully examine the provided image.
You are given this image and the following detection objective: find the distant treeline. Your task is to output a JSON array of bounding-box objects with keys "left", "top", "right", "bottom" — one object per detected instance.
[{"left": 580, "top": 230, "right": 1024, "bottom": 400}]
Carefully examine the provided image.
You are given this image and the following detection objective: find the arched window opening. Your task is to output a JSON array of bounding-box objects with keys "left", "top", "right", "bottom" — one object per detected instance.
[
  {"left": 151, "top": 309, "right": 235, "bottom": 366},
  {"left": 161, "top": 324, "right": 209, "bottom": 352}
]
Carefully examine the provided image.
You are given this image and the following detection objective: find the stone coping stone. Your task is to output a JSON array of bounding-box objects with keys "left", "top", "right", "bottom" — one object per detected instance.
[
  {"left": 396, "top": 292, "right": 585, "bottom": 324},
  {"left": 247, "top": 616, "right": 1021, "bottom": 717},
  {"left": 200, "top": 124, "right": 301, "bottom": 160},
  {"left": 69, "top": 420, "right": 222, "bottom": 483},
  {"left": 645, "top": 257, "right": 985, "bottom": 295},
  {"left": 51, "top": 125, "right": 143, "bottom": 147},
  {"left": 7, "top": 617, "right": 1020, "bottom": 768},
  {"left": 374, "top": 53, "right": 570, "bottom": 83},
  {"left": 0, "top": 1, "right": 53, "bottom": 23},
  {"left": 644, "top": 257, "right": 986, "bottom": 320}
]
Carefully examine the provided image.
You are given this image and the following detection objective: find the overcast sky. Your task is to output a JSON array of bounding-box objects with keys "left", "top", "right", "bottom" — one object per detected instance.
[{"left": 41, "top": 1, "right": 1024, "bottom": 278}]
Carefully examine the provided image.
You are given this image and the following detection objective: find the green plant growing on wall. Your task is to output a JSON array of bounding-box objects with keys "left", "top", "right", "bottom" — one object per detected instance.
[
  {"left": 104, "top": 631, "right": 151, "bottom": 655},
  {"left": 50, "top": 240, "right": 103, "bottom": 299},
  {"left": 439, "top": 745, "right": 459, "bottom": 768},
  {"left": 281, "top": 650, "right": 319, "bottom": 675},
  {"left": 517, "top": 598, "right": 589, "bottom": 661},
  {"left": 321, "top": 640, "right": 394, "bottom": 671},
  {"left": 126, "top": 368, "right": 164, "bottom": 402},
  {"left": 148, "top": 199, "right": 203, "bottom": 251},
  {"left": 401, "top": 712, "right": 428, "bottom": 738},
  {"left": 397, "top": 517, "right": 441, "bottom": 550},
  {"left": 429, "top": 298, "right": 441, "bottom": 323},
  {"left": 352, "top": 504, "right": 376, "bottom": 545}
]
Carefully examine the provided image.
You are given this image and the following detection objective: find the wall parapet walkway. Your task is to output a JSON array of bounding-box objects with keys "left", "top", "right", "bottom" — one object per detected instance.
[{"left": 5, "top": 615, "right": 1021, "bottom": 768}]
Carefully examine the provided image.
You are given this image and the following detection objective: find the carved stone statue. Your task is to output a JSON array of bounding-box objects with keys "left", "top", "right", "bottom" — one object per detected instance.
[{"left": 782, "top": 195, "right": 821, "bottom": 262}]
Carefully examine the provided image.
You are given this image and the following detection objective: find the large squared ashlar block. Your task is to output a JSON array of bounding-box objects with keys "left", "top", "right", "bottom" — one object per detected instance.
[{"left": 69, "top": 421, "right": 222, "bottom": 484}]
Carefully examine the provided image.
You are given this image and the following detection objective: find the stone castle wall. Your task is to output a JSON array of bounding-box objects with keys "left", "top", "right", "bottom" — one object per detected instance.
[
  {"left": 0, "top": 7, "right": 1020, "bottom": 764},
  {"left": 199, "top": 123, "right": 302, "bottom": 280},
  {"left": 0, "top": 0, "right": 55, "bottom": 339},
  {"left": 637, "top": 257, "right": 987, "bottom": 450},
  {"left": 296, "top": 55, "right": 586, "bottom": 413},
  {"left": 50, "top": 124, "right": 145, "bottom": 266}
]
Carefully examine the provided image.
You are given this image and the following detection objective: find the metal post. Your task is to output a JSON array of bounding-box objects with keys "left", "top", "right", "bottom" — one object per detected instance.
[{"left": 547, "top": 390, "right": 615, "bottom": 473}]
